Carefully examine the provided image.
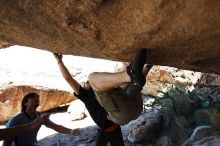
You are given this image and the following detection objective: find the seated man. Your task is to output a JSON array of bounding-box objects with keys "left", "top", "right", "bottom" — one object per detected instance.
[
  {"left": 0, "top": 114, "right": 49, "bottom": 141},
  {"left": 3, "top": 92, "right": 81, "bottom": 146},
  {"left": 53, "top": 48, "right": 153, "bottom": 146}
]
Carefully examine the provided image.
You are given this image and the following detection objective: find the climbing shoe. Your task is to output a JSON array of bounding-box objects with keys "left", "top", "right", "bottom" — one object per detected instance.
[{"left": 126, "top": 48, "right": 147, "bottom": 88}]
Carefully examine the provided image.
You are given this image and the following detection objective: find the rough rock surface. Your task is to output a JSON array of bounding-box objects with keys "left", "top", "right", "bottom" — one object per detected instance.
[
  {"left": 67, "top": 99, "right": 86, "bottom": 121},
  {"left": 127, "top": 110, "right": 162, "bottom": 143},
  {"left": 0, "top": 84, "right": 75, "bottom": 123},
  {"left": 192, "top": 135, "right": 220, "bottom": 146},
  {"left": 144, "top": 66, "right": 220, "bottom": 96},
  {"left": 38, "top": 125, "right": 135, "bottom": 146},
  {"left": 182, "top": 126, "right": 220, "bottom": 146},
  {"left": 0, "top": 0, "right": 219, "bottom": 74}
]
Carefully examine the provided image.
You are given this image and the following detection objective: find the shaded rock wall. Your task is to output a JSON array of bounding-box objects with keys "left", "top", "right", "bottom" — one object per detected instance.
[{"left": 0, "top": 0, "right": 219, "bottom": 74}]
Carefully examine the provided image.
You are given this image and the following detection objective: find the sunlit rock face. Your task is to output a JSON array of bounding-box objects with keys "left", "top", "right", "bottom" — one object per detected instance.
[
  {"left": 144, "top": 66, "right": 220, "bottom": 96},
  {"left": 0, "top": 84, "right": 75, "bottom": 123},
  {"left": 0, "top": 0, "right": 219, "bottom": 74}
]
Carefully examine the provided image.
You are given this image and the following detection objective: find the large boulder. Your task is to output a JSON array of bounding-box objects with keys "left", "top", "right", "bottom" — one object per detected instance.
[
  {"left": 0, "top": 84, "right": 75, "bottom": 123},
  {"left": 127, "top": 110, "right": 163, "bottom": 143},
  {"left": 0, "top": 0, "right": 219, "bottom": 74},
  {"left": 67, "top": 99, "right": 86, "bottom": 121},
  {"left": 144, "top": 66, "right": 220, "bottom": 96}
]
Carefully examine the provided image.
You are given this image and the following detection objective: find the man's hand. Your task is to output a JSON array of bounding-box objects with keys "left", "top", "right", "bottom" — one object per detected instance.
[
  {"left": 29, "top": 114, "right": 50, "bottom": 129},
  {"left": 53, "top": 53, "right": 63, "bottom": 63}
]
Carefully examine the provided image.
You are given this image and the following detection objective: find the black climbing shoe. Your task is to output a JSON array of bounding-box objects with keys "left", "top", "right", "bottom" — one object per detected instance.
[{"left": 126, "top": 48, "right": 147, "bottom": 88}]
